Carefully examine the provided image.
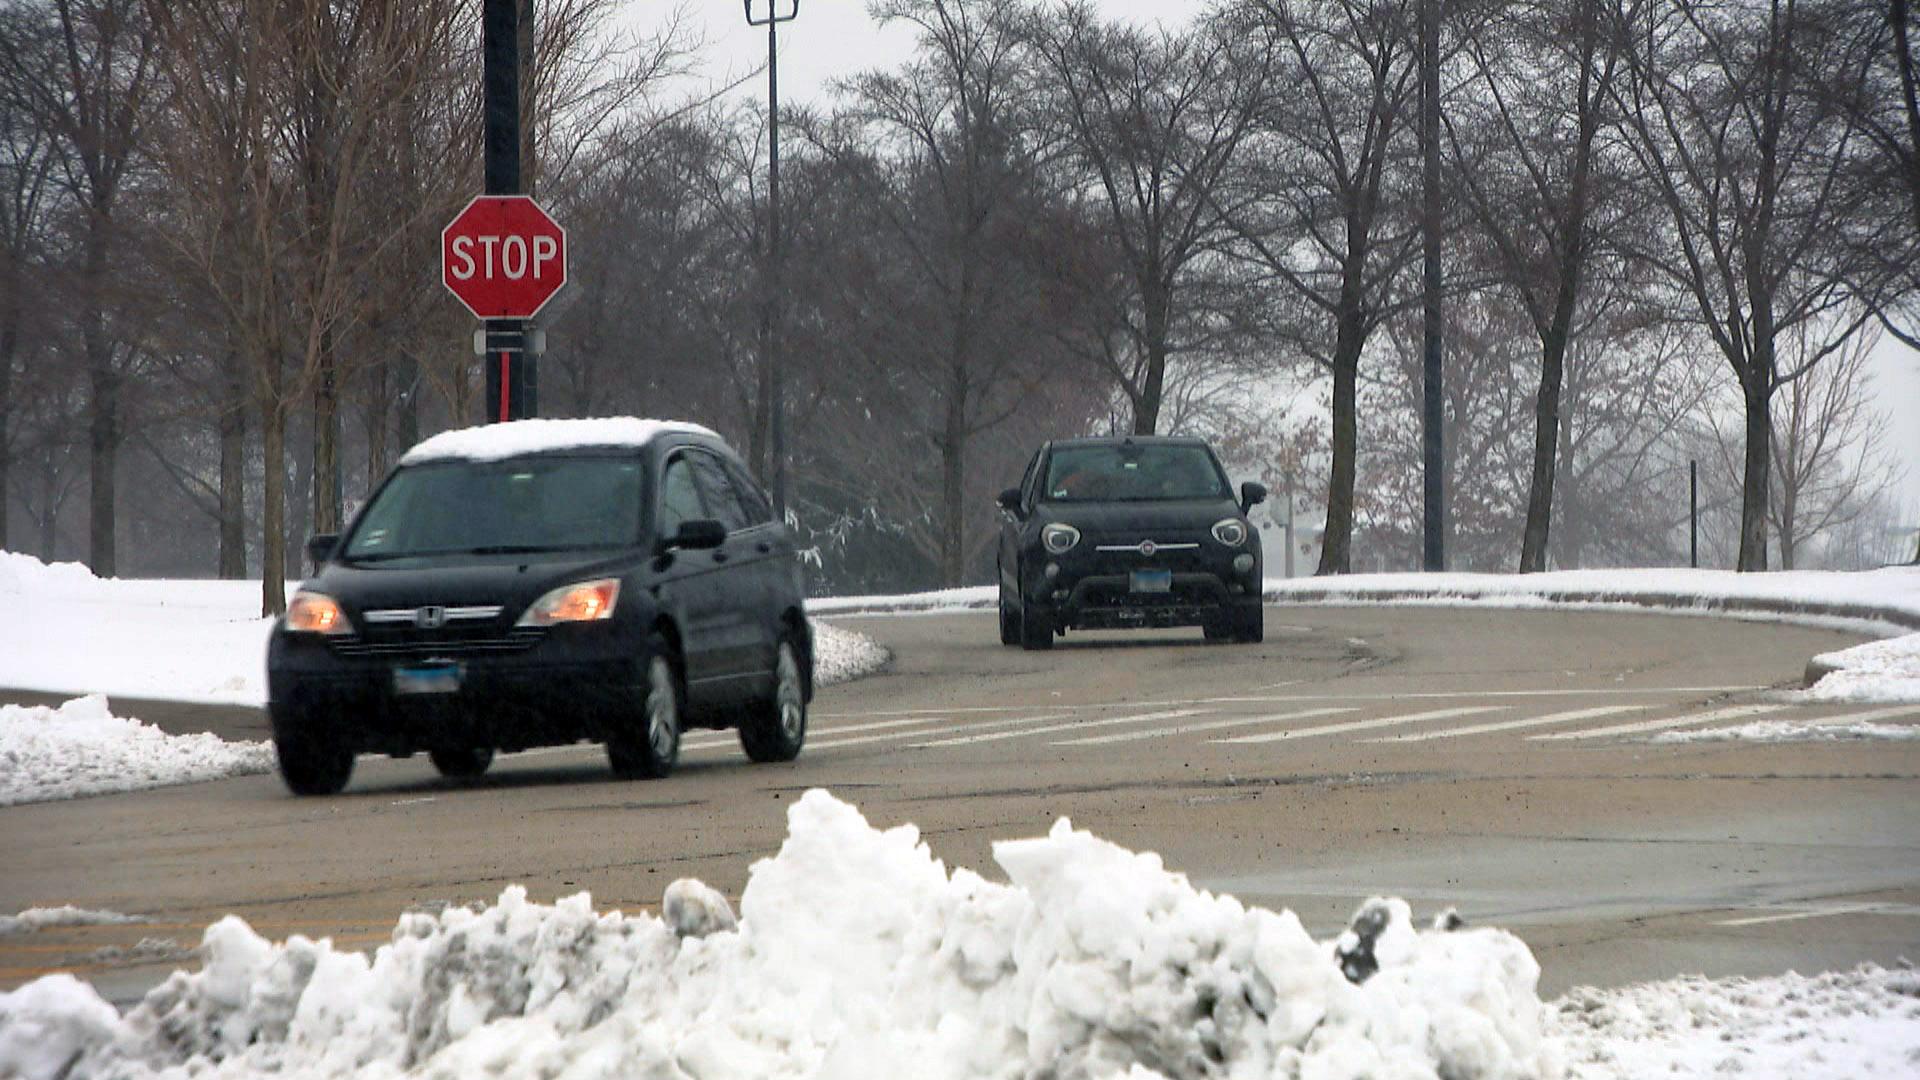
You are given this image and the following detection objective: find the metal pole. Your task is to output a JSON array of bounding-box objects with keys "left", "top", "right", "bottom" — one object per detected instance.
[
  {"left": 1419, "top": 0, "right": 1445, "bottom": 571},
  {"left": 1690, "top": 459, "right": 1698, "bottom": 568},
  {"left": 482, "top": 0, "right": 528, "bottom": 423},
  {"left": 747, "top": 1, "right": 798, "bottom": 518}
]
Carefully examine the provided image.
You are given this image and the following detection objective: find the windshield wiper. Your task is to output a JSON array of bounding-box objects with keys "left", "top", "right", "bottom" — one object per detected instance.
[{"left": 461, "top": 544, "right": 575, "bottom": 555}]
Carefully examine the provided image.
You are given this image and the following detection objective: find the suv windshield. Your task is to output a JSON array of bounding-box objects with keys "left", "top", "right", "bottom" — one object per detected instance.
[
  {"left": 1042, "top": 444, "right": 1231, "bottom": 503},
  {"left": 342, "top": 455, "right": 643, "bottom": 561}
]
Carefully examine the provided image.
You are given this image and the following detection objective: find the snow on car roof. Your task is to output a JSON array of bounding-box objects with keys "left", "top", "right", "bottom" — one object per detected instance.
[{"left": 399, "top": 417, "right": 720, "bottom": 465}]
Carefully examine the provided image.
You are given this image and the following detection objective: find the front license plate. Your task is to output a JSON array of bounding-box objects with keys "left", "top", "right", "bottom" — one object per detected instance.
[
  {"left": 1129, "top": 569, "right": 1173, "bottom": 594},
  {"left": 393, "top": 661, "right": 463, "bottom": 695}
]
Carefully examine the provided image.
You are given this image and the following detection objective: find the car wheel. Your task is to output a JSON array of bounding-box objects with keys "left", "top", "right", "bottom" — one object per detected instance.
[
  {"left": 273, "top": 721, "right": 355, "bottom": 796},
  {"left": 1020, "top": 599, "right": 1055, "bottom": 651},
  {"left": 741, "top": 637, "right": 808, "bottom": 763},
  {"left": 1203, "top": 620, "right": 1234, "bottom": 643},
  {"left": 429, "top": 744, "right": 494, "bottom": 780},
  {"left": 998, "top": 570, "right": 1020, "bottom": 647},
  {"left": 609, "top": 641, "right": 681, "bottom": 780},
  {"left": 1233, "top": 607, "right": 1265, "bottom": 644}
]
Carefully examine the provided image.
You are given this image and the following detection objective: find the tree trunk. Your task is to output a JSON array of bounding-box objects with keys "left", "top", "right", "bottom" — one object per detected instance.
[
  {"left": 1133, "top": 279, "right": 1170, "bottom": 435},
  {"left": 312, "top": 327, "right": 340, "bottom": 534},
  {"left": 1519, "top": 324, "right": 1570, "bottom": 573},
  {"left": 83, "top": 221, "right": 118, "bottom": 577},
  {"left": 1316, "top": 318, "right": 1364, "bottom": 575},
  {"left": 37, "top": 451, "right": 58, "bottom": 557},
  {"left": 396, "top": 349, "right": 419, "bottom": 453},
  {"left": 261, "top": 398, "right": 287, "bottom": 616},
  {"left": 940, "top": 363, "right": 969, "bottom": 587},
  {"left": 0, "top": 289, "right": 13, "bottom": 550},
  {"left": 218, "top": 345, "right": 247, "bottom": 579},
  {"left": 366, "top": 356, "right": 390, "bottom": 483},
  {"left": 1737, "top": 383, "right": 1772, "bottom": 571}
]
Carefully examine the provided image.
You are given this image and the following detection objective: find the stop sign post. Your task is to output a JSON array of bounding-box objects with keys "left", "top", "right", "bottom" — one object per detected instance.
[{"left": 443, "top": 195, "right": 566, "bottom": 422}]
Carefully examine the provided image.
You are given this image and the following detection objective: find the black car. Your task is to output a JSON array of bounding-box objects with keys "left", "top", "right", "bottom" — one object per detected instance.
[
  {"left": 267, "top": 418, "right": 813, "bottom": 795},
  {"left": 996, "top": 436, "right": 1267, "bottom": 649}
]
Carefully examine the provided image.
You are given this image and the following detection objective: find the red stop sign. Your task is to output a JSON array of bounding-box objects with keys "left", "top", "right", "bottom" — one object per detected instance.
[{"left": 441, "top": 195, "right": 568, "bottom": 320}]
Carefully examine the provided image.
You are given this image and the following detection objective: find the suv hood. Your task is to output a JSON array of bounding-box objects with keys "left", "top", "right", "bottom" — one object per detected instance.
[{"left": 304, "top": 552, "right": 630, "bottom": 623}]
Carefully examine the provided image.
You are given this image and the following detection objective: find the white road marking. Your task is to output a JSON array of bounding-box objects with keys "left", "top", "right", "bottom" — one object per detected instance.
[
  {"left": 1364, "top": 705, "right": 1645, "bottom": 743},
  {"left": 1799, "top": 706, "right": 1920, "bottom": 727},
  {"left": 913, "top": 708, "right": 1207, "bottom": 749},
  {"left": 814, "top": 685, "right": 1762, "bottom": 721},
  {"left": 1053, "top": 707, "right": 1356, "bottom": 747},
  {"left": 1716, "top": 902, "right": 1901, "bottom": 927},
  {"left": 683, "top": 714, "right": 937, "bottom": 752},
  {"left": 1530, "top": 703, "right": 1787, "bottom": 741},
  {"left": 1212, "top": 706, "right": 1506, "bottom": 745},
  {"left": 810, "top": 715, "right": 1071, "bottom": 751}
]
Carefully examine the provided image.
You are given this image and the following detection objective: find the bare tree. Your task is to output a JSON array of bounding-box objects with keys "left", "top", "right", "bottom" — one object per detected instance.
[
  {"left": 1446, "top": 0, "right": 1634, "bottom": 571},
  {"left": 1616, "top": 0, "right": 1875, "bottom": 570},
  {"left": 1023, "top": 0, "right": 1271, "bottom": 434},
  {"left": 1221, "top": 0, "right": 1422, "bottom": 574}
]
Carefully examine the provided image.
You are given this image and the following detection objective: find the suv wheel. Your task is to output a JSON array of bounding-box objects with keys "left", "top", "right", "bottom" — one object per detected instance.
[
  {"left": 998, "top": 570, "right": 1020, "bottom": 646},
  {"left": 741, "top": 637, "right": 808, "bottom": 762},
  {"left": 429, "top": 744, "right": 494, "bottom": 779},
  {"left": 609, "top": 642, "right": 681, "bottom": 779},
  {"left": 273, "top": 717, "right": 354, "bottom": 796},
  {"left": 1020, "top": 600, "right": 1055, "bottom": 651}
]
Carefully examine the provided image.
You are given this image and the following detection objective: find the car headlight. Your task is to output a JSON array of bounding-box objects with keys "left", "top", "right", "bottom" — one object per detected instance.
[
  {"left": 1041, "top": 523, "right": 1081, "bottom": 554},
  {"left": 517, "top": 579, "right": 621, "bottom": 626},
  {"left": 286, "top": 591, "right": 353, "bottom": 635},
  {"left": 1212, "top": 518, "right": 1249, "bottom": 547}
]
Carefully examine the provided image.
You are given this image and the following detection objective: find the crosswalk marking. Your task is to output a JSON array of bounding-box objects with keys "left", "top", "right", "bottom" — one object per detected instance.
[
  {"left": 1053, "top": 707, "right": 1357, "bottom": 747},
  {"left": 1364, "top": 705, "right": 1645, "bottom": 744},
  {"left": 1716, "top": 902, "right": 1900, "bottom": 927},
  {"left": 913, "top": 708, "right": 1206, "bottom": 749},
  {"left": 1212, "top": 705, "right": 1506, "bottom": 745},
  {"left": 812, "top": 714, "right": 1072, "bottom": 750},
  {"left": 1530, "top": 703, "right": 1787, "bottom": 740}
]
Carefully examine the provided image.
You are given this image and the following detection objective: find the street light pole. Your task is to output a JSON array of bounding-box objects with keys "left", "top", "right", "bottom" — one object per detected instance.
[
  {"left": 746, "top": 0, "right": 799, "bottom": 518},
  {"left": 1419, "top": 0, "right": 1445, "bottom": 571}
]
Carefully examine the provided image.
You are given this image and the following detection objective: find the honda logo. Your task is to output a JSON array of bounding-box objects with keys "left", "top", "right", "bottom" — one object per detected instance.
[{"left": 414, "top": 606, "right": 448, "bottom": 630}]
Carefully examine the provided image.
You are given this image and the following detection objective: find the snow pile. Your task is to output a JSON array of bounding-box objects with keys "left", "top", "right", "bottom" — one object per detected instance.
[
  {"left": 400, "top": 417, "right": 718, "bottom": 465},
  {"left": 1550, "top": 963, "right": 1920, "bottom": 1079},
  {"left": 811, "top": 620, "right": 889, "bottom": 685},
  {"left": 0, "top": 695, "right": 274, "bottom": 807},
  {"left": 1802, "top": 632, "right": 1920, "bottom": 704},
  {"left": 0, "top": 908, "right": 145, "bottom": 936},
  {"left": 810, "top": 585, "right": 996, "bottom": 615},
  {"left": 0, "top": 790, "right": 1558, "bottom": 1080}
]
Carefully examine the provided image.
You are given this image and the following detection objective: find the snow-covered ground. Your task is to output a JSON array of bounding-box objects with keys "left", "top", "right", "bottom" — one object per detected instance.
[
  {"left": 0, "top": 907, "right": 144, "bottom": 937},
  {"left": 0, "top": 550, "right": 888, "bottom": 707},
  {"left": 1800, "top": 633, "right": 1920, "bottom": 705},
  {"left": 1, "top": 791, "right": 1914, "bottom": 1080}
]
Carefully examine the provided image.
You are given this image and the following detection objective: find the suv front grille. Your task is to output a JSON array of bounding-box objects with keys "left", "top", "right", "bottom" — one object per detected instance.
[{"left": 328, "top": 627, "right": 546, "bottom": 659}]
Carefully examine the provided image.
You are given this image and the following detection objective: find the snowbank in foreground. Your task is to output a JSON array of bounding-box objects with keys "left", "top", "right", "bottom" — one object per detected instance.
[
  {"left": 0, "top": 790, "right": 1559, "bottom": 1080},
  {"left": 0, "top": 551, "right": 888, "bottom": 706},
  {"left": 1550, "top": 964, "right": 1920, "bottom": 1079},
  {"left": 1801, "top": 633, "right": 1920, "bottom": 704},
  {"left": 0, "top": 696, "right": 274, "bottom": 807}
]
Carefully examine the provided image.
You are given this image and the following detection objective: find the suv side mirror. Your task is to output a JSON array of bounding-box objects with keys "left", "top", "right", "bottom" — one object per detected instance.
[
  {"left": 306, "top": 533, "right": 339, "bottom": 567},
  {"left": 1239, "top": 482, "right": 1268, "bottom": 514},
  {"left": 997, "top": 487, "right": 1024, "bottom": 514},
  {"left": 663, "top": 519, "right": 728, "bottom": 553}
]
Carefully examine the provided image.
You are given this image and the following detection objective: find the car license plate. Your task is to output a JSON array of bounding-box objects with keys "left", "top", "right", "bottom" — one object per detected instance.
[
  {"left": 1129, "top": 569, "right": 1173, "bottom": 593},
  {"left": 394, "top": 661, "right": 462, "bottom": 695}
]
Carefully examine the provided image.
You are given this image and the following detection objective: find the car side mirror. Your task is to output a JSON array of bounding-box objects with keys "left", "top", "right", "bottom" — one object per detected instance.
[
  {"left": 997, "top": 487, "right": 1024, "bottom": 515},
  {"left": 1240, "top": 482, "right": 1268, "bottom": 514},
  {"left": 663, "top": 519, "right": 728, "bottom": 553},
  {"left": 306, "top": 533, "right": 339, "bottom": 567}
]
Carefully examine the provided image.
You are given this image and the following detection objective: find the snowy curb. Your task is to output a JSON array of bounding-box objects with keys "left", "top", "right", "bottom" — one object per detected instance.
[
  {"left": 1263, "top": 586, "right": 1920, "bottom": 637},
  {"left": 1799, "top": 632, "right": 1920, "bottom": 702}
]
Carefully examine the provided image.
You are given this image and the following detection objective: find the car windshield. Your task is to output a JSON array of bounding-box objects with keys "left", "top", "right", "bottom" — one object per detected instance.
[
  {"left": 1042, "top": 444, "right": 1231, "bottom": 503},
  {"left": 341, "top": 454, "right": 643, "bottom": 561}
]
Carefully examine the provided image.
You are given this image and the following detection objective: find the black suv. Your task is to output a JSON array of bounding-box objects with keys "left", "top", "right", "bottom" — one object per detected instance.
[
  {"left": 267, "top": 419, "right": 812, "bottom": 795},
  {"left": 996, "top": 436, "right": 1266, "bottom": 649}
]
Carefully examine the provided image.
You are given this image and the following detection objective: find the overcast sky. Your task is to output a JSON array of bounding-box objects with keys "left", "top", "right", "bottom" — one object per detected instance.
[{"left": 625, "top": 1, "right": 1920, "bottom": 536}]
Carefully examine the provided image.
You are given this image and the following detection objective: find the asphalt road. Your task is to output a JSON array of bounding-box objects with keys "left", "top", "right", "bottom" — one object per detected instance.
[{"left": 3, "top": 606, "right": 1917, "bottom": 1004}]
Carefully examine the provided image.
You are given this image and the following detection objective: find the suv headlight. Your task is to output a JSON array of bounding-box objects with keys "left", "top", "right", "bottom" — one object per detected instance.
[
  {"left": 286, "top": 591, "right": 353, "bottom": 635},
  {"left": 518, "top": 579, "right": 621, "bottom": 626},
  {"left": 1041, "top": 523, "right": 1081, "bottom": 554},
  {"left": 1212, "top": 518, "right": 1249, "bottom": 547}
]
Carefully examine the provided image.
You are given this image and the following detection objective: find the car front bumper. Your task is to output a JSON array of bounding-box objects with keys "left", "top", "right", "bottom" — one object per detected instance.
[{"left": 1023, "top": 544, "right": 1261, "bottom": 630}]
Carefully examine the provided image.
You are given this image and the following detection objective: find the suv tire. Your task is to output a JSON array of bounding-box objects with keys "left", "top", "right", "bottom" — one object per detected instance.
[
  {"left": 741, "top": 636, "right": 808, "bottom": 763},
  {"left": 273, "top": 718, "right": 354, "bottom": 796},
  {"left": 429, "top": 744, "right": 494, "bottom": 779},
  {"left": 609, "top": 640, "right": 681, "bottom": 779}
]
